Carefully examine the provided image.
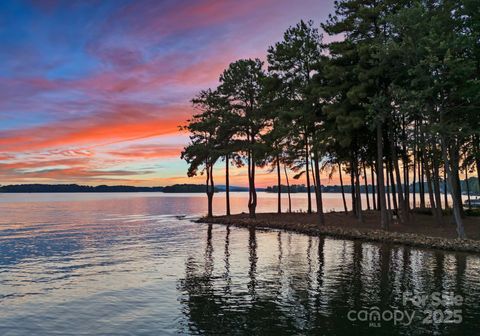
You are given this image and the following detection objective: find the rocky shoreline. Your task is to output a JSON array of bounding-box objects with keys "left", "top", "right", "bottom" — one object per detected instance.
[{"left": 199, "top": 214, "right": 480, "bottom": 254}]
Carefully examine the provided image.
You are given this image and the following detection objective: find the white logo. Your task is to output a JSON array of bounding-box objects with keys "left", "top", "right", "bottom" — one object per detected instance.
[{"left": 347, "top": 291, "right": 463, "bottom": 328}]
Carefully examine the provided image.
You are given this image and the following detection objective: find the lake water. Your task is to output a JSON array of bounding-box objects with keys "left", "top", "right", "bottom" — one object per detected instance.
[{"left": 0, "top": 192, "right": 479, "bottom": 335}]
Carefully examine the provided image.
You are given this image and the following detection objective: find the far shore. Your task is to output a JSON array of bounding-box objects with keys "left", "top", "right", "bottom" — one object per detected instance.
[{"left": 199, "top": 211, "right": 480, "bottom": 253}]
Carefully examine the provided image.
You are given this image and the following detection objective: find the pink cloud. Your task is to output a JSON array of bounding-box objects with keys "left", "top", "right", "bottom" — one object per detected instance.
[
  {"left": 0, "top": 103, "right": 189, "bottom": 153},
  {"left": 107, "top": 144, "right": 182, "bottom": 159}
]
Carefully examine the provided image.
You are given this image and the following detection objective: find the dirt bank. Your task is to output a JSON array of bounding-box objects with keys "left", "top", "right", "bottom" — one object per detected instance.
[{"left": 199, "top": 211, "right": 480, "bottom": 253}]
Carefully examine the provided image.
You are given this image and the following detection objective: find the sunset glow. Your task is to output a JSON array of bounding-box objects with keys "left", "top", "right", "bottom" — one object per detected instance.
[{"left": 0, "top": 0, "right": 334, "bottom": 186}]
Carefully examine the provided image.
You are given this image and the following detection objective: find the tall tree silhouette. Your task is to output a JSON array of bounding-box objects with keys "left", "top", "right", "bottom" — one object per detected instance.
[{"left": 219, "top": 59, "right": 268, "bottom": 218}]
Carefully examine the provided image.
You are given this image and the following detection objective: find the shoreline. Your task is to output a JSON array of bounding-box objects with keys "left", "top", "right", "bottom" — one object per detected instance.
[{"left": 198, "top": 212, "right": 480, "bottom": 254}]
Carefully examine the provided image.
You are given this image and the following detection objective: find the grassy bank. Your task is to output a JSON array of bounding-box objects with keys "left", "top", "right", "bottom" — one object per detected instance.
[{"left": 199, "top": 211, "right": 480, "bottom": 253}]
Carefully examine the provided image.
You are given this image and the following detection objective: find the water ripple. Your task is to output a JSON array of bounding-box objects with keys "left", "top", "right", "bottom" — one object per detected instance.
[{"left": 0, "top": 194, "right": 479, "bottom": 335}]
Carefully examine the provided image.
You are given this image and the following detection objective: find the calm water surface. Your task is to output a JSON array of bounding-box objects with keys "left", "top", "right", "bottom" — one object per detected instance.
[{"left": 0, "top": 192, "right": 479, "bottom": 335}]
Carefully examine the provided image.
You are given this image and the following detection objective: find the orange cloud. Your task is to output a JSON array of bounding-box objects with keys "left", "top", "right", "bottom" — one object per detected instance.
[
  {"left": 0, "top": 158, "right": 89, "bottom": 171},
  {"left": 0, "top": 104, "right": 188, "bottom": 153},
  {"left": 0, "top": 153, "right": 15, "bottom": 160},
  {"left": 0, "top": 165, "right": 154, "bottom": 183},
  {"left": 107, "top": 144, "right": 182, "bottom": 159}
]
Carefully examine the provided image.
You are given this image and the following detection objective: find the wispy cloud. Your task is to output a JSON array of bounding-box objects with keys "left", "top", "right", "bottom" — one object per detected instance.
[{"left": 0, "top": 0, "right": 333, "bottom": 186}]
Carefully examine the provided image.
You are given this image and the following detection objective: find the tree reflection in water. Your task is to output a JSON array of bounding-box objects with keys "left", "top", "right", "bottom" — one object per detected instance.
[{"left": 178, "top": 225, "right": 480, "bottom": 335}]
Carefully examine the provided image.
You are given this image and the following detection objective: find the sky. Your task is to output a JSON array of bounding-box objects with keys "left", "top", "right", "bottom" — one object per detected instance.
[{"left": 0, "top": 0, "right": 336, "bottom": 187}]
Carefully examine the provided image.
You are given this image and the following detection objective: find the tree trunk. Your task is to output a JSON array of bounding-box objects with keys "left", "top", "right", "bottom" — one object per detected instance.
[
  {"left": 477, "top": 158, "right": 480, "bottom": 194},
  {"left": 402, "top": 115, "right": 409, "bottom": 209},
  {"left": 206, "top": 162, "right": 214, "bottom": 218},
  {"left": 276, "top": 155, "right": 281, "bottom": 214},
  {"left": 475, "top": 135, "right": 480, "bottom": 193},
  {"left": 412, "top": 121, "right": 418, "bottom": 210},
  {"left": 386, "top": 167, "right": 392, "bottom": 212},
  {"left": 377, "top": 124, "right": 388, "bottom": 230},
  {"left": 419, "top": 153, "right": 426, "bottom": 208},
  {"left": 412, "top": 146, "right": 417, "bottom": 209},
  {"left": 311, "top": 157, "right": 317, "bottom": 198},
  {"left": 377, "top": 164, "right": 381, "bottom": 210},
  {"left": 388, "top": 160, "right": 398, "bottom": 212},
  {"left": 423, "top": 147, "right": 443, "bottom": 224},
  {"left": 450, "top": 145, "right": 464, "bottom": 218},
  {"left": 443, "top": 168, "right": 449, "bottom": 209},
  {"left": 354, "top": 158, "right": 363, "bottom": 222},
  {"left": 284, "top": 164, "right": 292, "bottom": 213},
  {"left": 403, "top": 152, "right": 410, "bottom": 211},
  {"left": 350, "top": 159, "right": 356, "bottom": 215},
  {"left": 338, "top": 163, "right": 348, "bottom": 214},
  {"left": 432, "top": 153, "right": 444, "bottom": 225},
  {"left": 441, "top": 137, "right": 466, "bottom": 239},
  {"left": 304, "top": 132, "right": 312, "bottom": 214},
  {"left": 465, "top": 162, "right": 471, "bottom": 210},
  {"left": 225, "top": 154, "right": 231, "bottom": 216},
  {"left": 313, "top": 149, "right": 324, "bottom": 225},
  {"left": 363, "top": 162, "right": 371, "bottom": 210},
  {"left": 247, "top": 147, "right": 257, "bottom": 219},
  {"left": 207, "top": 192, "right": 213, "bottom": 218},
  {"left": 370, "top": 164, "right": 377, "bottom": 210},
  {"left": 250, "top": 162, "right": 257, "bottom": 218},
  {"left": 391, "top": 140, "right": 408, "bottom": 224}
]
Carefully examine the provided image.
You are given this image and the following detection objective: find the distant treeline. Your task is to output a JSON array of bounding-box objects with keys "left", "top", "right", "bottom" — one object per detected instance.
[
  {"left": 0, "top": 184, "right": 215, "bottom": 193},
  {"left": 162, "top": 184, "right": 219, "bottom": 193},
  {"left": 266, "top": 184, "right": 311, "bottom": 193},
  {"left": 266, "top": 178, "right": 480, "bottom": 195}
]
